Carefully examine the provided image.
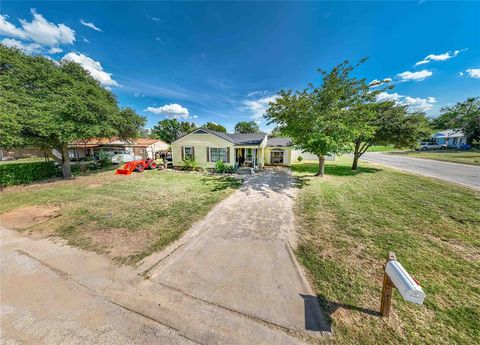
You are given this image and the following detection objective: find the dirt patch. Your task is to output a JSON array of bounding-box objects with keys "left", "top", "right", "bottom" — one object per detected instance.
[
  {"left": 87, "top": 228, "right": 152, "bottom": 259},
  {"left": 0, "top": 206, "right": 60, "bottom": 230}
]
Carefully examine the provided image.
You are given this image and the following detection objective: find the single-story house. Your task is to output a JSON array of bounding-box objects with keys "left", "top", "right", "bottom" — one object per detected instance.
[
  {"left": 171, "top": 128, "right": 334, "bottom": 170},
  {"left": 69, "top": 138, "right": 169, "bottom": 160},
  {"left": 431, "top": 130, "right": 467, "bottom": 148}
]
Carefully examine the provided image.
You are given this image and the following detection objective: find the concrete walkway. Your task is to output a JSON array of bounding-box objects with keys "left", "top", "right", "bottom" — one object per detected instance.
[
  {"left": 146, "top": 168, "right": 328, "bottom": 333},
  {"left": 361, "top": 152, "right": 480, "bottom": 190}
]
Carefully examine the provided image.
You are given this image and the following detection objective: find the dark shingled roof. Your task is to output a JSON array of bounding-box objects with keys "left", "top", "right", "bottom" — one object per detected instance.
[
  {"left": 182, "top": 129, "right": 267, "bottom": 145},
  {"left": 266, "top": 137, "right": 292, "bottom": 147}
]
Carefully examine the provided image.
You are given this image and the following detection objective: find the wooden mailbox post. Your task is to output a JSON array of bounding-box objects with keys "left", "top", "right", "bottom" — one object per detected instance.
[{"left": 380, "top": 251, "right": 426, "bottom": 317}]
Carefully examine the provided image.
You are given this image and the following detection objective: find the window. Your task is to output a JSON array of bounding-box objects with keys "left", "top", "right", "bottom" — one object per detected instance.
[
  {"left": 245, "top": 148, "right": 253, "bottom": 161},
  {"left": 184, "top": 146, "right": 194, "bottom": 159},
  {"left": 210, "top": 148, "right": 227, "bottom": 162}
]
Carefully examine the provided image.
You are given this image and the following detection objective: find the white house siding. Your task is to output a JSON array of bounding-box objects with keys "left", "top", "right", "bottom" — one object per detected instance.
[
  {"left": 172, "top": 133, "right": 234, "bottom": 169},
  {"left": 146, "top": 141, "right": 169, "bottom": 159},
  {"left": 291, "top": 149, "right": 335, "bottom": 162},
  {"left": 264, "top": 147, "right": 292, "bottom": 166}
]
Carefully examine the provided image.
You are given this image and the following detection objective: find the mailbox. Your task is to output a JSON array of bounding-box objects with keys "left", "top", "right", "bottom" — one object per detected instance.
[{"left": 385, "top": 260, "right": 425, "bottom": 304}]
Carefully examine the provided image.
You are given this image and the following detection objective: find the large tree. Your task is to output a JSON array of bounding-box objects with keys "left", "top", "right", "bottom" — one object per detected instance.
[
  {"left": 432, "top": 97, "right": 480, "bottom": 144},
  {"left": 234, "top": 121, "right": 260, "bottom": 133},
  {"left": 350, "top": 102, "right": 431, "bottom": 170},
  {"left": 151, "top": 118, "right": 196, "bottom": 143},
  {"left": 266, "top": 60, "right": 375, "bottom": 176},
  {"left": 0, "top": 45, "right": 145, "bottom": 179},
  {"left": 201, "top": 122, "right": 227, "bottom": 132}
]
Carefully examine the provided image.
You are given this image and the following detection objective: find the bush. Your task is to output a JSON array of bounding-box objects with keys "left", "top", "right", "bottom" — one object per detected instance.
[
  {"left": 97, "top": 150, "right": 112, "bottom": 168},
  {"left": 215, "top": 160, "right": 235, "bottom": 173},
  {"left": 182, "top": 157, "right": 197, "bottom": 171},
  {"left": 0, "top": 161, "right": 62, "bottom": 187},
  {"left": 297, "top": 156, "right": 303, "bottom": 162}
]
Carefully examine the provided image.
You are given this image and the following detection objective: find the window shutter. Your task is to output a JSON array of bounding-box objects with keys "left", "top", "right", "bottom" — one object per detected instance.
[
  {"left": 207, "top": 147, "right": 210, "bottom": 162},
  {"left": 181, "top": 146, "right": 184, "bottom": 160},
  {"left": 226, "top": 147, "right": 230, "bottom": 163}
]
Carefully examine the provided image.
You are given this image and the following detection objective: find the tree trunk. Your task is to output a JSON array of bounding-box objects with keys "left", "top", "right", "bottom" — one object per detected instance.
[
  {"left": 316, "top": 155, "right": 325, "bottom": 177},
  {"left": 352, "top": 141, "right": 361, "bottom": 170},
  {"left": 61, "top": 146, "right": 73, "bottom": 179}
]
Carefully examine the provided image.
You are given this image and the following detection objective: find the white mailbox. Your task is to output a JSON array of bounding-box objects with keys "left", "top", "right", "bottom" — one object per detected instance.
[{"left": 385, "top": 260, "right": 425, "bottom": 305}]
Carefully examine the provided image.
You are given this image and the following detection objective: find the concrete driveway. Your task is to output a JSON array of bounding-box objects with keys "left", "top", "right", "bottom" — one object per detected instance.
[
  {"left": 1, "top": 168, "right": 326, "bottom": 344},
  {"left": 361, "top": 152, "right": 480, "bottom": 190},
  {"left": 145, "top": 168, "right": 328, "bottom": 333}
]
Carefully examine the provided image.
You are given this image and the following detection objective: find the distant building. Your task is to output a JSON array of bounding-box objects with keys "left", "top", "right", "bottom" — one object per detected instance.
[
  {"left": 431, "top": 130, "right": 467, "bottom": 148},
  {"left": 69, "top": 138, "right": 169, "bottom": 160}
]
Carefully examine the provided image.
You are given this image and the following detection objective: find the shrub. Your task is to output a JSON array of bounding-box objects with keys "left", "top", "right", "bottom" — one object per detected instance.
[
  {"left": 182, "top": 157, "right": 197, "bottom": 171},
  {"left": 97, "top": 150, "right": 112, "bottom": 168},
  {"left": 215, "top": 160, "right": 235, "bottom": 173},
  {"left": 0, "top": 161, "right": 62, "bottom": 187},
  {"left": 297, "top": 156, "right": 303, "bottom": 162}
]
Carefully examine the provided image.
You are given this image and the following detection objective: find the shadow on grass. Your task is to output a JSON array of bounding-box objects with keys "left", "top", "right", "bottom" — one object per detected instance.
[
  {"left": 299, "top": 293, "right": 380, "bottom": 333},
  {"left": 201, "top": 175, "right": 243, "bottom": 192},
  {"left": 292, "top": 163, "right": 381, "bottom": 177}
]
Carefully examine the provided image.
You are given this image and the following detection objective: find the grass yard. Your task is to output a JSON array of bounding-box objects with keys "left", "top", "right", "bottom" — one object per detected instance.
[
  {"left": 0, "top": 170, "right": 241, "bottom": 264},
  {"left": 366, "top": 145, "right": 400, "bottom": 152},
  {"left": 292, "top": 158, "right": 479, "bottom": 344},
  {"left": 388, "top": 150, "right": 480, "bottom": 165}
]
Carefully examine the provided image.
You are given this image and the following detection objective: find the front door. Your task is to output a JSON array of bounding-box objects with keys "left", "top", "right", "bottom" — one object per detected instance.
[{"left": 271, "top": 150, "right": 284, "bottom": 164}]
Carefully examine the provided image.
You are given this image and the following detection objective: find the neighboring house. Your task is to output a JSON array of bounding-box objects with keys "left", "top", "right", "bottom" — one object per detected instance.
[
  {"left": 69, "top": 138, "right": 169, "bottom": 160},
  {"left": 171, "top": 128, "right": 334, "bottom": 169},
  {"left": 431, "top": 130, "right": 467, "bottom": 148}
]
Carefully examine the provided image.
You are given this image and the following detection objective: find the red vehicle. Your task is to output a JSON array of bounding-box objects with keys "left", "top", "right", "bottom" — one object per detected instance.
[{"left": 115, "top": 158, "right": 157, "bottom": 175}]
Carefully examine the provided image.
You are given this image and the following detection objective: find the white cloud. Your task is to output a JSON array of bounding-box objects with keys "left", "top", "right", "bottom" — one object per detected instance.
[
  {"left": 0, "top": 15, "right": 27, "bottom": 39},
  {"left": 144, "top": 104, "right": 190, "bottom": 119},
  {"left": 62, "top": 52, "right": 119, "bottom": 87},
  {"left": 47, "top": 47, "right": 63, "bottom": 54},
  {"left": 397, "top": 69, "right": 432, "bottom": 81},
  {"left": 369, "top": 78, "right": 392, "bottom": 87},
  {"left": 0, "top": 9, "right": 75, "bottom": 52},
  {"left": 242, "top": 95, "right": 278, "bottom": 119},
  {"left": 403, "top": 96, "right": 436, "bottom": 110},
  {"left": 415, "top": 50, "right": 461, "bottom": 66},
  {"left": 80, "top": 19, "right": 102, "bottom": 32},
  {"left": 1, "top": 38, "right": 41, "bottom": 54},
  {"left": 20, "top": 9, "right": 75, "bottom": 46},
  {"left": 466, "top": 68, "right": 480, "bottom": 78},
  {"left": 376, "top": 92, "right": 402, "bottom": 102},
  {"left": 376, "top": 92, "right": 436, "bottom": 111}
]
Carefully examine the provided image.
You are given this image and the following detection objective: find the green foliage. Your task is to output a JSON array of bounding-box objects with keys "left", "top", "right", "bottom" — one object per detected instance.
[
  {"left": 0, "top": 161, "right": 61, "bottom": 187},
  {"left": 266, "top": 59, "right": 380, "bottom": 175},
  {"left": 0, "top": 45, "right": 145, "bottom": 179},
  {"left": 297, "top": 156, "right": 303, "bottom": 162},
  {"left": 97, "top": 151, "right": 112, "bottom": 168},
  {"left": 151, "top": 118, "right": 197, "bottom": 143},
  {"left": 215, "top": 160, "right": 235, "bottom": 173},
  {"left": 234, "top": 121, "right": 260, "bottom": 133},
  {"left": 181, "top": 157, "right": 197, "bottom": 171},
  {"left": 201, "top": 122, "right": 227, "bottom": 132},
  {"left": 350, "top": 101, "right": 432, "bottom": 169},
  {"left": 432, "top": 97, "right": 480, "bottom": 144}
]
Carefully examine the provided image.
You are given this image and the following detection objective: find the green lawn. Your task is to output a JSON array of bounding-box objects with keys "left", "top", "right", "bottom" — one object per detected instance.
[
  {"left": 388, "top": 150, "right": 480, "bottom": 165},
  {"left": 366, "top": 145, "right": 401, "bottom": 152},
  {"left": 0, "top": 170, "right": 241, "bottom": 264},
  {"left": 292, "top": 158, "right": 479, "bottom": 344}
]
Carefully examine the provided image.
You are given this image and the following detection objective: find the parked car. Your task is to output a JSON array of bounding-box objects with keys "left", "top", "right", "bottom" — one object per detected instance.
[
  {"left": 111, "top": 154, "right": 142, "bottom": 164},
  {"left": 417, "top": 142, "right": 447, "bottom": 151}
]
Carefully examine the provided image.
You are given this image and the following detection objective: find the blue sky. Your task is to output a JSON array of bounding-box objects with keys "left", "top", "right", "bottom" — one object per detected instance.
[{"left": 1, "top": 1, "right": 479, "bottom": 132}]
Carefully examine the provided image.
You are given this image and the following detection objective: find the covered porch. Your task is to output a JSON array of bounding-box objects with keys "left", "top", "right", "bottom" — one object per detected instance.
[{"left": 234, "top": 146, "right": 264, "bottom": 170}]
